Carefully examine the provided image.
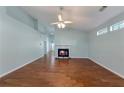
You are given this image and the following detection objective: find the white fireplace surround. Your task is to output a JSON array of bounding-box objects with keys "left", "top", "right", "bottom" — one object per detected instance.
[{"left": 54, "top": 29, "right": 88, "bottom": 58}]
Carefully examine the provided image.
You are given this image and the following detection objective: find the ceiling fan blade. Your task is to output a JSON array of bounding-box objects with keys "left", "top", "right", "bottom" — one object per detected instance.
[
  {"left": 58, "top": 14, "right": 63, "bottom": 21},
  {"left": 64, "top": 21, "right": 72, "bottom": 24},
  {"left": 51, "top": 22, "right": 59, "bottom": 25}
]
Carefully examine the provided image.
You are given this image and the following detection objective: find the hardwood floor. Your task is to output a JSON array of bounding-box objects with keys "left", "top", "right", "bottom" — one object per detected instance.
[{"left": 0, "top": 53, "right": 124, "bottom": 87}]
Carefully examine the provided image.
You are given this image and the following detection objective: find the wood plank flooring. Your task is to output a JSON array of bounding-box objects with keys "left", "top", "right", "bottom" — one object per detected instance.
[{"left": 0, "top": 53, "right": 124, "bottom": 87}]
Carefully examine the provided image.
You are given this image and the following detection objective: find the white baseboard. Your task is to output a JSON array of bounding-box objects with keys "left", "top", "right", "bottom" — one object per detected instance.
[
  {"left": 72, "top": 57, "right": 89, "bottom": 59},
  {"left": 89, "top": 58, "right": 124, "bottom": 79},
  {"left": 0, "top": 56, "right": 43, "bottom": 78}
]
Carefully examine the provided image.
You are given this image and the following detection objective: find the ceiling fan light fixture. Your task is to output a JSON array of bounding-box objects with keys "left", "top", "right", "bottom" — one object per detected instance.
[
  {"left": 61, "top": 23, "right": 66, "bottom": 28},
  {"left": 51, "top": 6, "right": 72, "bottom": 29},
  {"left": 57, "top": 23, "right": 61, "bottom": 28},
  {"left": 57, "top": 23, "right": 66, "bottom": 29}
]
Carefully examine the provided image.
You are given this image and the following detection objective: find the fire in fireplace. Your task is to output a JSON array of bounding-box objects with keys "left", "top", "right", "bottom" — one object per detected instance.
[{"left": 58, "top": 49, "right": 69, "bottom": 57}]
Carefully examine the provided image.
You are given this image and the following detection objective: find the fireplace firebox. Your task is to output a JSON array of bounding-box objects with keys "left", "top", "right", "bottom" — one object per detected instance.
[{"left": 58, "top": 49, "right": 69, "bottom": 57}]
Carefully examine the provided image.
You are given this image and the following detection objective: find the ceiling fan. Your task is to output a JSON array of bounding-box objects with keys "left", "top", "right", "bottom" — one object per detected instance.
[{"left": 51, "top": 7, "right": 72, "bottom": 29}]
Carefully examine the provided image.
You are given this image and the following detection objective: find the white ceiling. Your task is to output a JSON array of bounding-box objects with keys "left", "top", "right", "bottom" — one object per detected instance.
[{"left": 21, "top": 6, "right": 124, "bottom": 32}]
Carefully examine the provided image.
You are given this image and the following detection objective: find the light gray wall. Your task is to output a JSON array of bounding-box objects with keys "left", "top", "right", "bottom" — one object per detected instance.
[
  {"left": 0, "top": 7, "right": 48, "bottom": 77},
  {"left": 6, "top": 6, "right": 38, "bottom": 30},
  {"left": 55, "top": 30, "right": 88, "bottom": 58},
  {"left": 89, "top": 12, "right": 124, "bottom": 78}
]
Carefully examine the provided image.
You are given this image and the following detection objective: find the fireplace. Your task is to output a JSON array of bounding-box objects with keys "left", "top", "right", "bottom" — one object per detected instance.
[{"left": 58, "top": 49, "right": 69, "bottom": 57}]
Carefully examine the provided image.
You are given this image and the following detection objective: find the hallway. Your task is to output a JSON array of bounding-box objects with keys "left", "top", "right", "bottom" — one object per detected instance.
[{"left": 0, "top": 53, "right": 124, "bottom": 87}]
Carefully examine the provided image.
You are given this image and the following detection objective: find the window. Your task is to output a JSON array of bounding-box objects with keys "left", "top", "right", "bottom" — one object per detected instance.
[
  {"left": 97, "top": 27, "right": 108, "bottom": 36},
  {"left": 119, "top": 20, "right": 124, "bottom": 29},
  {"left": 96, "top": 20, "right": 124, "bottom": 36},
  {"left": 110, "top": 20, "right": 124, "bottom": 32}
]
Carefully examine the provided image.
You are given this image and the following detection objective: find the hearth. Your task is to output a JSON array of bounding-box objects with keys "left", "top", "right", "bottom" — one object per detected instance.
[{"left": 58, "top": 49, "right": 69, "bottom": 58}]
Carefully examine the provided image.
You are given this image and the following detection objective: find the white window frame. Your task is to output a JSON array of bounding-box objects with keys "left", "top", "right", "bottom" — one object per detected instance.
[
  {"left": 97, "top": 27, "right": 108, "bottom": 36},
  {"left": 110, "top": 20, "right": 124, "bottom": 32}
]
